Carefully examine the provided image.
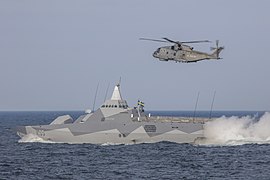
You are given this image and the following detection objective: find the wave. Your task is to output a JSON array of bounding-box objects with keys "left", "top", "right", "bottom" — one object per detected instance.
[{"left": 196, "top": 112, "right": 270, "bottom": 146}]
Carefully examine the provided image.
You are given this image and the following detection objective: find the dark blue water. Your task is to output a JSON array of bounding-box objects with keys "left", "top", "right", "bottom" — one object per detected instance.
[{"left": 1, "top": 111, "right": 270, "bottom": 179}]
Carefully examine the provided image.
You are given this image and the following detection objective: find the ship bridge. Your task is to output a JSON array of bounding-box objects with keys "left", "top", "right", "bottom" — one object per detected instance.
[{"left": 101, "top": 84, "right": 128, "bottom": 109}]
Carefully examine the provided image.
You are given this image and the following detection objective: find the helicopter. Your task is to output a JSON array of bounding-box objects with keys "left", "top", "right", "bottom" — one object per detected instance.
[{"left": 140, "top": 37, "right": 224, "bottom": 63}]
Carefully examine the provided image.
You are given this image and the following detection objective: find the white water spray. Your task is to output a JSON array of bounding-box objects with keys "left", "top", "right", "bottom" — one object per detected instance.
[
  {"left": 18, "top": 134, "right": 55, "bottom": 143},
  {"left": 197, "top": 112, "right": 270, "bottom": 146}
]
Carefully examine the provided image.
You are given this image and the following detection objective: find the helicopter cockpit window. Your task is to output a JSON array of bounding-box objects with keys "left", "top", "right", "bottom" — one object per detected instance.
[{"left": 157, "top": 48, "right": 160, "bottom": 53}]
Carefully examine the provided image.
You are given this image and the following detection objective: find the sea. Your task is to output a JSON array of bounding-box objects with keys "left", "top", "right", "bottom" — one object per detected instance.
[{"left": 1, "top": 111, "right": 270, "bottom": 180}]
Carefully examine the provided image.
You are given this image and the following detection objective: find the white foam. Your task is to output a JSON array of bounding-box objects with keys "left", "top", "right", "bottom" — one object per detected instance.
[
  {"left": 18, "top": 134, "right": 56, "bottom": 143},
  {"left": 101, "top": 142, "right": 122, "bottom": 146},
  {"left": 100, "top": 142, "right": 135, "bottom": 146},
  {"left": 196, "top": 112, "right": 270, "bottom": 146}
]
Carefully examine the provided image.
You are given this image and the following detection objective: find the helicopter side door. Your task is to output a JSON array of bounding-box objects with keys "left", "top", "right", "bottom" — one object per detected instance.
[
  {"left": 158, "top": 47, "right": 176, "bottom": 60},
  {"left": 175, "top": 50, "right": 186, "bottom": 61}
]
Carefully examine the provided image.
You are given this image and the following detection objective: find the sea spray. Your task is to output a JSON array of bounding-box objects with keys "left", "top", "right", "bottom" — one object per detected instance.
[
  {"left": 18, "top": 134, "right": 55, "bottom": 143},
  {"left": 197, "top": 112, "right": 270, "bottom": 146}
]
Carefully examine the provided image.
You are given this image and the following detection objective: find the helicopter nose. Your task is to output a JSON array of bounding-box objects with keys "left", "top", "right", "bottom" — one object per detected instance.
[{"left": 153, "top": 51, "right": 158, "bottom": 58}]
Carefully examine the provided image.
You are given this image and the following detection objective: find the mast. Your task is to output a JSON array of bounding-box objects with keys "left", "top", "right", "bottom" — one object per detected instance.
[
  {"left": 209, "top": 91, "right": 216, "bottom": 120},
  {"left": 103, "top": 82, "right": 110, "bottom": 102},
  {"left": 193, "top": 92, "right": 200, "bottom": 122},
  {"left": 92, "top": 82, "right": 99, "bottom": 112}
]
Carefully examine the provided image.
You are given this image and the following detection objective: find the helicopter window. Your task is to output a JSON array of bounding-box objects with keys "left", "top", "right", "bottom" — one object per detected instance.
[
  {"left": 114, "top": 105, "right": 117, "bottom": 108},
  {"left": 105, "top": 105, "right": 108, "bottom": 108},
  {"left": 173, "top": 53, "right": 176, "bottom": 56},
  {"left": 171, "top": 46, "right": 174, "bottom": 50},
  {"left": 101, "top": 105, "right": 105, "bottom": 108}
]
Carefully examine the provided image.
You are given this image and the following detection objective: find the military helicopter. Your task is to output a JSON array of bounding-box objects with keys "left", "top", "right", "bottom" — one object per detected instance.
[{"left": 140, "top": 37, "right": 224, "bottom": 63}]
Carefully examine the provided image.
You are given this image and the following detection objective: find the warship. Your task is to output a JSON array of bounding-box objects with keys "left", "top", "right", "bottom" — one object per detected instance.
[{"left": 16, "top": 83, "right": 210, "bottom": 144}]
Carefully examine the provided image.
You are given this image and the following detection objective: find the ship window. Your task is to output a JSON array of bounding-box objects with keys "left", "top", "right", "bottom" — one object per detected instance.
[
  {"left": 109, "top": 105, "right": 111, "bottom": 108},
  {"left": 114, "top": 105, "right": 117, "bottom": 108},
  {"left": 174, "top": 53, "right": 176, "bottom": 56},
  {"left": 166, "top": 52, "right": 168, "bottom": 54},
  {"left": 105, "top": 105, "right": 108, "bottom": 108},
  {"left": 119, "top": 105, "right": 122, "bottom": 108}
]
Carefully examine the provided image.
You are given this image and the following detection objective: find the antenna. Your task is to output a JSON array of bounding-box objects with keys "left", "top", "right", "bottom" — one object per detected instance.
[
  {"left": 118, "top": 77, "right": 121, "bottom": 86},
  {"left": 193, "top": 92, "right": 200, "bottom": 122},
  {"left": 209, "top": 91, "right": 216, "bottom": 120},
  {"left": 103, "top": 82, "right": 110, "bottom": 102},
  {"left": 92, "top": 82, "right": 99, "bottom": 112}
]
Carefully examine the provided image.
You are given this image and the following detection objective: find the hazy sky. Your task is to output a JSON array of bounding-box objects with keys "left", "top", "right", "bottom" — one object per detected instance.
[{"left": 1, "top": 0, "right": 270, "bottom": 111}]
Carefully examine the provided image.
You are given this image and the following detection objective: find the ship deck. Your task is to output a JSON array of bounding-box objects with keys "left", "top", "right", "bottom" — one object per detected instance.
[{"left": 145, "top": 116, "right": 214, "bottom": 123}]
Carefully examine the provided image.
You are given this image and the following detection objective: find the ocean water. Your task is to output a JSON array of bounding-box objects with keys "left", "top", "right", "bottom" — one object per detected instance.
[{"left": 1, "top": 111, "right": 270, "bottom": 179}]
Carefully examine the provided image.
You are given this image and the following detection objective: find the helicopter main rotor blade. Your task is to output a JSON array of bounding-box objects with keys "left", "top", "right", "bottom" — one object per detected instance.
[
  {"left": 141, "top": 37, "right": 211, "bottom": 45},
  {"left": 162, "top": 37, "right": 178, "bottom": 44},
  {"left": 181, "top": 40, "right": 211, "bottom": 44},
  {"left": 163, "top": 38, "right": 211, "bottom": 44},
  {"left": 139, "top": 38, "right": 168, "bottom": 43}
]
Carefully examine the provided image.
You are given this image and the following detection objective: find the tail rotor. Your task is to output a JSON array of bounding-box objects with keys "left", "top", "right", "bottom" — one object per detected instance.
[{"left": 210, "top": 40, "right": 224, "bottom": 59}]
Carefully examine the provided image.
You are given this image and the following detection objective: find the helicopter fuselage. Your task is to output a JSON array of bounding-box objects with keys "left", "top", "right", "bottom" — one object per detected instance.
[
  {"left": 153, "top": 45, "right": 213, "bottom": 63},
  {"left": 140, "top": 37, "right": 223, "bottom": 63}
]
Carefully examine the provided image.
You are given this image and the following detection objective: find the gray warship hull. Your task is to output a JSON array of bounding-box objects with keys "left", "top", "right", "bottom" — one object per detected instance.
[
  {"left": 17, "top": 114, "right": 205, "bottom": 144},
  {"left": 16, "top": 84, "right": 207, "bottom": 144}
]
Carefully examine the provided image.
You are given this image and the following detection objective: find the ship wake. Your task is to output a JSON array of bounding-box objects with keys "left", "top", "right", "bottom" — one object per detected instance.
[
  {"left": 196, "top": 112, "right": 270, "bottom": 146},
  {"left": 18, "top": 134, "right": 56, "bottom": 143}
]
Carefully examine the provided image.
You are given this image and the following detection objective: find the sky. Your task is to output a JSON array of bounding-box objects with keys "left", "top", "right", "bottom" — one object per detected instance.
[{"left": 0, "top": 0, "right": 270, "bottom": 111}]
